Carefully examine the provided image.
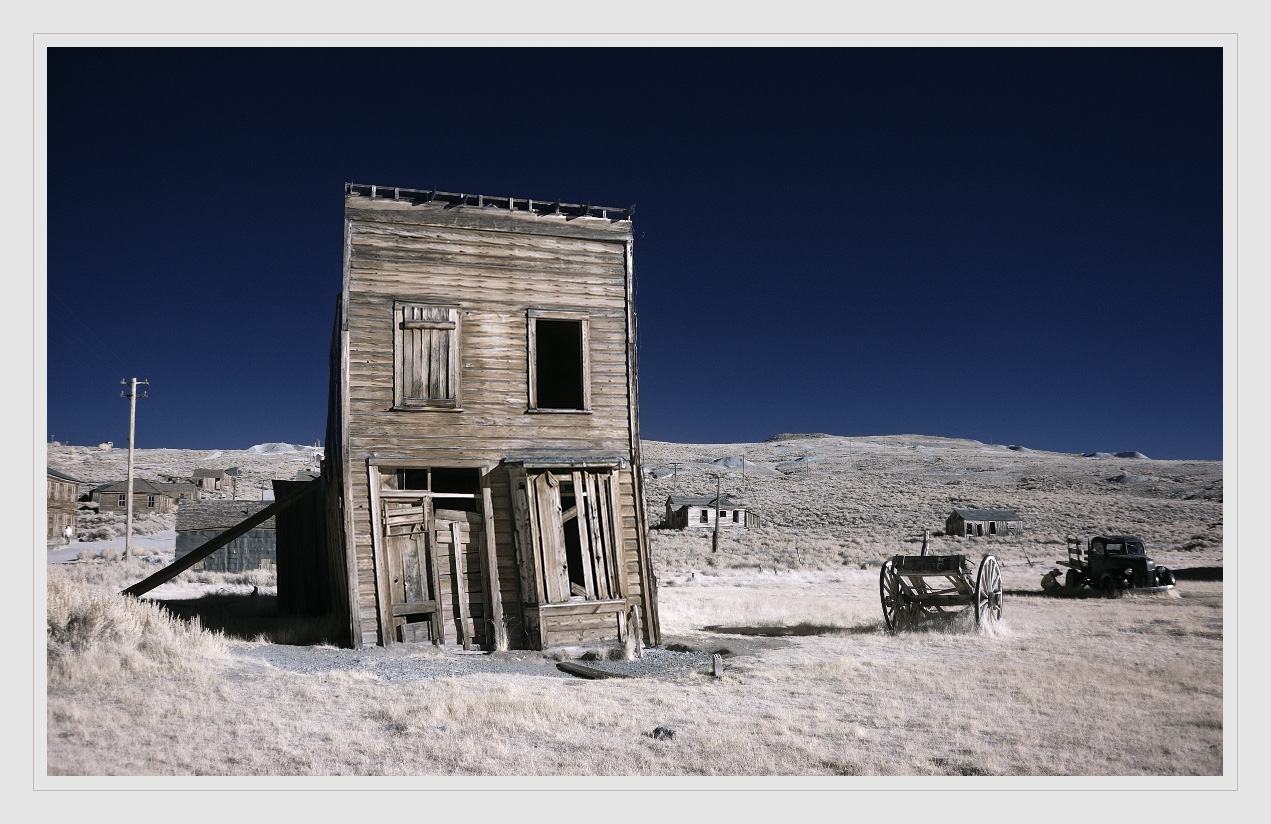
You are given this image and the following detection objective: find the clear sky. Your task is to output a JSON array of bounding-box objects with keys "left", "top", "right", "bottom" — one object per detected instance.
[{"left": 44, "top": 46, "right": 1224, "bottom": 459}]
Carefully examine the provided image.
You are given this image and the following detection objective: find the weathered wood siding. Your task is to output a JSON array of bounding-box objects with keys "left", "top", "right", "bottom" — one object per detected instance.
[
  {"left": 175, "top": 528, "right": 275, "bottom": 572},
  {"left": 330, "top": 193, "right": 657, "bottom": 649}
]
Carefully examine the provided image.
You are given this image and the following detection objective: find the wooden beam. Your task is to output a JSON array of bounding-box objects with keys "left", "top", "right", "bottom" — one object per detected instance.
[
  {"left": 366, "top": 464, "right": 395, "bottom": 647},
  {"left": 450, "top": 521, "right": 471, "bottom": 650},
  {"left": 480, "top": 471, "right": 506, "bottom": 651},
  {"left": 120, "top": 483, "right": 317, "bottom": 598},
  {"left": 555, "top": 661, "right": 634, "bottom": 680}
]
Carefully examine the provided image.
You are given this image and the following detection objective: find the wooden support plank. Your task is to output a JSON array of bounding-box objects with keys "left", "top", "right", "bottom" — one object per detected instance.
[
  {"left": 427, "top": 505, "right": 443, "bottom": 645},
  {"left": 450, "top": 521, "right": 471, "bottom": 650},
  {"left": 535, "top": 472, "right": 567, "bottom": 604},
  {"left": 121, "top": 482, "right": 317, "bottom": 598},
  {"left": 570, "top": 471, "right": 596, "bottom": 600},
  {"left": 480, "top": 471, "right": 506, "bottom": 651},
  {"left": 584, "top": 472, "right": 611, "bottom": 599},
  {"left": 606, "top": 470, "right": 629, "bottom": 600},
  {"left": 365, "top": 465, "right": 396, "bottom": 646},
  {"left": 537, "top": 599, "right": 627, "bottom": 617},
  {"left": 391, "top": 600, "right": 438, "bottom": 617}
]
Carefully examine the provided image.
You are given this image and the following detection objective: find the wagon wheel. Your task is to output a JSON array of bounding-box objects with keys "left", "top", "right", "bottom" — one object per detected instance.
[
  {"left": 975, "top": 554, "right": 1003, "bottom": 626},
  {"left": 880, "top": 560, "right": 901, "bottom": 632}
]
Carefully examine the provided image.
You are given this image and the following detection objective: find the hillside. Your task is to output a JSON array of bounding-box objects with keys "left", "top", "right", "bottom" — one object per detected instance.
[{"left": 48, "top": 434, "right": 1222, "bottom": 576}]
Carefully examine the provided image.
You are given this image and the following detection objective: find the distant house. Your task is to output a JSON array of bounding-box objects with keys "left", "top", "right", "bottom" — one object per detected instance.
[
  {"left": 175, "top": 500, "right": 277, "bottom": 573},
  {"left": 47, "top": 468, "right": 81, "bottom": 545},
  {"left": 90, "top": 479, "right": 176, "bottom": 514},
  {"left": 159, "top": 481, "right": 200, "bottom": 502},
  {"left": 665, "top": 495, "right": 760, "bottom": 530},
  {"left": 192, "top": 469, "right": 228, "bottom": 493},
  {"left": 946, "top": 508, "right": 1022, "bottom": 538}
]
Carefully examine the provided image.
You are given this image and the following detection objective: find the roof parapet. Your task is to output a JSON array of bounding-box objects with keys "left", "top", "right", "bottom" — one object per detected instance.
[{"left": 346, "top": 182, "right": 634, "bottom": 223}]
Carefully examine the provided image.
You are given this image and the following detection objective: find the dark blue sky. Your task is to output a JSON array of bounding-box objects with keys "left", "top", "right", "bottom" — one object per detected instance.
[{"left": 44, "top": 47, "right": 1224, "bottom": 459}]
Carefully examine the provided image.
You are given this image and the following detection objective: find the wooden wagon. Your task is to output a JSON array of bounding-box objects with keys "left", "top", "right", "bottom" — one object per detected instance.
[{"left": 879, "top": 550, "right": 1003, "bottom": 632}]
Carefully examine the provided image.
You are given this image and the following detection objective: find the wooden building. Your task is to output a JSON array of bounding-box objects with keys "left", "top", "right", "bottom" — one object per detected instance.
[
  {"left": 192, "top": 469, "right": 227, "bottom": 493},
  {"left": 175, "top": 501, "right": 276, "bottom": 573},
  {"left": 946, "top": 508, "right": 1022, "bottom": 538},
  {"left": 90, "top": 479, "right": 176, "bottom": 514},
  {"left": 159, "top": 481, "right": 200, "bottom": 502},
  {"left": 664, "top": 495, "right": 759, "bottom": 530},
  {"left": 47, "top": 468, "right": 81, "bottom": 545},
  {"left": 314, "top": 183, "right": 659, "bottom": 651}
]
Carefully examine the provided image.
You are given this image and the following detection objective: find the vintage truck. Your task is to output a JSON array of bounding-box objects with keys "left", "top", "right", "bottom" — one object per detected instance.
[{"left": 1057, "top": 534, "right": 1176, "bottom": 594}]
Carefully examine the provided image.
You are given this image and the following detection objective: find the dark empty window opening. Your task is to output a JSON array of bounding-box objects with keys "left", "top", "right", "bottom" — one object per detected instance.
[
  {"left": 733, "top": 511, "right": 740, "bottom": 523},
  {"left": 700, "top": 509, "right": 709, "bottom": 524},
  {"left": 989, "top": 522, "right": 997, "bottom": 535},
  {"left": 534, "top": 319, "right": 585, "bottom": 410},
  {"left": 431, "top": 467, "right": 481, "bottom": 496},
  {"left": 559, "top": 484, "right": 588, "bottom": 596},
  {"left": 395, "top": 469, "right": 431, "bottom": 490}
]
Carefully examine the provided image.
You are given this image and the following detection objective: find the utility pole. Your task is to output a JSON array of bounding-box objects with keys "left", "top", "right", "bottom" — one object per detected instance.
[
  {"left": 120, "top": 378, "right": 148, "bottom": 562},
  {"left": 712, "top": 474, "right": 721, "bottom": 553}
]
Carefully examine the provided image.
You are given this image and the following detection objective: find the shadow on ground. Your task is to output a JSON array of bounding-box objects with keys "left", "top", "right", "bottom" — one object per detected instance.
[
  {"left": 701, "top": 622, "right": 879, "bottom": 637},
  {"left": 1008, "top": 566, "right": 1222, "bottom": 598},
  {"left": 152, "top": 593, "right": 345, "bottom": 646}
]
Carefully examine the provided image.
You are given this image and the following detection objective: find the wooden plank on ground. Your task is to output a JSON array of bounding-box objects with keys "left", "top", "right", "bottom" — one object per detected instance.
[{"left": 555, "top": 661, "right": 634, "bottom": 680}]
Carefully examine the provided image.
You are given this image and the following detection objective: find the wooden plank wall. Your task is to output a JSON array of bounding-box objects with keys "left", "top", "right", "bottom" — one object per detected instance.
[{"left": 335, "top": 195, "right": 657, "bottom": 648}]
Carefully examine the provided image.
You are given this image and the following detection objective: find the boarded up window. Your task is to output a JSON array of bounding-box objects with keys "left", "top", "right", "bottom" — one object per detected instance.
[
  {"left": 513, "top": 469, "right": 624, "bottom": 605},
  {"left": 394, "top": 302, "right": 459, "bottom": 408}
]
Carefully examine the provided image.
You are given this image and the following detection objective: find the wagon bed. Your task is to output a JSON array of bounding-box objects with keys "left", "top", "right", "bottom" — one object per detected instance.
[{"left": 879, "top": 552, "right": 1003, "bottom": 632}]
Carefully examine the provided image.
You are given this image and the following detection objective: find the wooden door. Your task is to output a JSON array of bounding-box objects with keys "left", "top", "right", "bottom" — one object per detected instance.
[
  {"left": 382, "top": 497, "right": 443, "bottom": 644},
  {"left": 433, "top": 509, "right": 486, "bottom": 650}
]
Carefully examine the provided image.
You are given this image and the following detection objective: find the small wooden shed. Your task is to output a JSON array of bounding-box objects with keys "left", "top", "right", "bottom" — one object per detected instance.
[
  {"left": 192, "top": 469, "right": 227, "bottom": 493},
  {"left": 47, "top": 468, "right": 81, "bottom": 544},
  {"left": 175, "top": 500, "right": 277, "bottom": 572},
  {"left": 946, "top": 508, "right": 1022, "bottom": 538},
  {"left": 665, "top": 495, "right": 759, "bottom": 530}
]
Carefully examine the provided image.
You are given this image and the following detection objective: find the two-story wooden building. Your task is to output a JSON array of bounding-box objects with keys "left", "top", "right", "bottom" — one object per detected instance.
[
  {"left": 47, "top": 468, "right": 81, "bottom": 545},
  {"left": 315, "top": 184, "right": 659, "bottom": 652}
]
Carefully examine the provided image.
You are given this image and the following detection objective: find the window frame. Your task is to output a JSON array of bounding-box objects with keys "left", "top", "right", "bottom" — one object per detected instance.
[
  {"left": 526, "top": 309, "right": 591, "bottom": 413},
  {"left": 392, "top": 300, "right": 462, "bottom": 411}
]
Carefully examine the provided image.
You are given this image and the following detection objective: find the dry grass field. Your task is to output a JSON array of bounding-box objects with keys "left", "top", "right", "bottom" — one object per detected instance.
[{"left": 42, "top": 436, "right": 1227, "bottom": 782}]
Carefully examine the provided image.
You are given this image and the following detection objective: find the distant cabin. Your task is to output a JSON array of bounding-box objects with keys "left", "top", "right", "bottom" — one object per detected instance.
[
  {"left": 946, "top": 508, "right": 1022, "bottom": 538},
  {"left": 192, "top": 469, "right": 228, "bottom": 493},
  {"left": 90, "top": 479, "right": 176, "bottom": 514},
  {"left": 665, "top": 495, "right": 760, "bottom": 530},
  {"left": 175, "top": 501, "right": 277, "bottom": 573},
  {"left": 159, "top": 481, "right": 200, "bottom": 502},
  {"left": 47, "top": 468, "right": 81, "bottom": 545}
]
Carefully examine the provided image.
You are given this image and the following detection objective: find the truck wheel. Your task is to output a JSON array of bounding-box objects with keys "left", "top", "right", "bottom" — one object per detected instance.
[
  {"left": 1065, "top": 569, "right": 1083, "bottom": 590},
  {"left": 1099, "top": 574, "right": 1118, "bottom": 596},
  {"left": 1156, "top": 567, "right": 1176, "bottom": 587}
]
